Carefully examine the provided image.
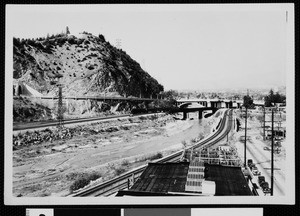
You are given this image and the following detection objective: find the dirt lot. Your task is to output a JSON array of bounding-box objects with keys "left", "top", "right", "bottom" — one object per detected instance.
[{"left": 13, "top": 112, "right": 216, "bottom": 197}]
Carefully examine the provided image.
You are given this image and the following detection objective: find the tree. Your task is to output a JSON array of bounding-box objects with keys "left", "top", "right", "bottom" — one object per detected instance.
[
  {"left": 243, "top": 95, "right": 254, "bottom": 109},
  {"left": 161, "top": 90, "right": 178, "bottom": 100},
  {"left": 98, "top": 34, "right": 106, "bottom": 42},
  {"left": 264, "top": 89, "right": 286, "bottom": 107}
]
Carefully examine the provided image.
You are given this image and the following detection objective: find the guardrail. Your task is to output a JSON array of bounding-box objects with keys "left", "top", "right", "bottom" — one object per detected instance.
[{"left": 71, "top": 109, "right": 232, "bottom": 197}]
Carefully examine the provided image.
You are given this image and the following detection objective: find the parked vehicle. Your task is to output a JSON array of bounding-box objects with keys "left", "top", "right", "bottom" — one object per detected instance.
[
  {"left": 265, "top": 134, "right": 272, "bottom": 140},
  {"left": 274, "top": 136, "right": 284, "bottom": 141},
  {"left": 261, "top": 181, "right": 269, "bottom": 189},
  {"left": 261, "top": 181, "right": 271, "bottom": 194},
  {"left": 247, "top": 159, "right": 253, "bottom": 167},
  {"left": 258, "top": 176, "right": 265, "bottom": 186},
  {"left": 252, "top": 166, "right": 261, "bottom": 176},
  {"left": 263, "top": 146, "right": 281, "bottom": 153}
]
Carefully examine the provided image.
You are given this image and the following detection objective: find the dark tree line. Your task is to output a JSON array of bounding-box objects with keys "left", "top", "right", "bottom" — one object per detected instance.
[{"left": 264, "top": 89, "right": 286, "bottom": 107}]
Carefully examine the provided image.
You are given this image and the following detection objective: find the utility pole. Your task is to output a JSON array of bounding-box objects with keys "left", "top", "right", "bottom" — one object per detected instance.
[
  {"left": 57, "top": 83, "right": 64, "bottom": 128},
  {"left": 227, "top": 132, "right": 228, "bottom": 142},
  {"left": 50, "top": 76, "right": 64, "bottom": 129},
  {"left": 244, "top": 107, "right": 248, "bottom": 167},
  {"left": 271, "top": 109, "right": 274, "bottom": 196},
  {"left": 227, "top": 111, "right": 231, "bottom": 142},
  {"left": 263, "top": 106, "right": 266, "bottom": 141}
]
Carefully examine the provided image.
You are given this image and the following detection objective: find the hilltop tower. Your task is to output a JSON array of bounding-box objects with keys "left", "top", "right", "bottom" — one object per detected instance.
[{"left": 66, "top": 26, "right": 70, "bottom": 35}]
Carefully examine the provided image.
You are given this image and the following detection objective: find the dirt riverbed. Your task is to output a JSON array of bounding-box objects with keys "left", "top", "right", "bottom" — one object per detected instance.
[{"left": 13, "top": 112, "right": 218, "bottom": 197}]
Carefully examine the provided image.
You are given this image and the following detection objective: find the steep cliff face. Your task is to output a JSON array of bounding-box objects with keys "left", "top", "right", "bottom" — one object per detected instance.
[{"left": 13, "top": 32, "right": 163, "bottom": 97}]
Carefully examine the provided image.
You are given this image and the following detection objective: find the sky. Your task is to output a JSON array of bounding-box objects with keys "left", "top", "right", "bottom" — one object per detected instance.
[{"left": 6, "top": 4, "right": 292, "bottom": 91}]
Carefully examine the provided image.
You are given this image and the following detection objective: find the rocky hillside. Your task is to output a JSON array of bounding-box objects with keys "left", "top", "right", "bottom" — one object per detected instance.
[{"left": 13, "top": 32, "right": 163, "bottom": 97}]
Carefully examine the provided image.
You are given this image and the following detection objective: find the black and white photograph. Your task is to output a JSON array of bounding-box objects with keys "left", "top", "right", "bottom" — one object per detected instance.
[{"left": 5, "top": 3, "right": 295, "bottom": 205}]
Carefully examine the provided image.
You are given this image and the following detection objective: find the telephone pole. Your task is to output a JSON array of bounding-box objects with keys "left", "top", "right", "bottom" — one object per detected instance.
[
  {"left": 263, "top": 106, "right": 266, "bottom": 140},
  {"left": 271, "top": 109, "right": 274, "bottom": 196},
  {"left": 57, "top": 83, "right": 64, "bottom": 128},
  {"left": 244, "top": 107, "right": 248, "bottom": 167}
]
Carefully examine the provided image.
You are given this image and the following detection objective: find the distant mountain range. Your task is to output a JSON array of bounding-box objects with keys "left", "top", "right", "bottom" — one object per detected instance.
[{"left": 13, "top": 32, "right": 163, "bottom": 97}]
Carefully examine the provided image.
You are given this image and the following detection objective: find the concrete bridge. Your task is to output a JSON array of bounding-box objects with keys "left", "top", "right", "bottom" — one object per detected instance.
[
  {"left": 179, "top": 106, "right": 219, "bottom": 120},
  {"left": 176, "top": 98, "right": 242, "bottom": 109},
  {"left": 175, "top": 99, "right": 242, "bottom": 120}
]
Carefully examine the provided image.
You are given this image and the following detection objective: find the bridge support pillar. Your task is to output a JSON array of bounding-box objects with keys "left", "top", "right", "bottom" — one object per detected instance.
[
  {"left": 212, "top": 108, "right": 217, "bottom": 114},
  {"left": 198, "top": 111, "right": 203, "bottom": 119},
  {"left": 183, "top": 112, "right": 187, "bottom": 120}
]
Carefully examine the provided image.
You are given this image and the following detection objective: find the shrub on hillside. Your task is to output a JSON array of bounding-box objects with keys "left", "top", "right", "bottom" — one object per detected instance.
[
  {"left": 121, "top": 159, "right": 130, "bottom": 166},
  {"left": 148, "top": 152, "right": 163, "bottom": 161},
  {"left": 68, "top": 37, "right": 76, "bottom": 45},
  {"left": 77, "top": 39, "right": 84, "bottom": 45},
  {"left": 98, "top": 34, "right": 106, "bottom": 42},
  {"left": 87, "top": 65, "right": 95, "bottom": 70},
  {"left": 57, "top": 37, "right": 67, "bottom": 46},
  {"left": 114, "top": 167, "right": 126, "bottom": 176},
  {"left": 69, "top": 172, "right": 101, "bottom": 192}
]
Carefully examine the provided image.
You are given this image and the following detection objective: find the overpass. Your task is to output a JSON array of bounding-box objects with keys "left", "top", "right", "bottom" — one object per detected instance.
[
  {"left": 176, "top": 99, "right": 242, "bottom": 109},
  {"left": 179, "top": 106, "right": 219, "bottom": 120}
]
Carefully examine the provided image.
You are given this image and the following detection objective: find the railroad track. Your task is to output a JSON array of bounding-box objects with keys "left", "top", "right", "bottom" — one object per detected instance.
[
  {"left": 71, "top": 109, "right": 233, "bottom": 197},
  {"left": 13, "top": 114, "right": 131, "bottom": 131}
]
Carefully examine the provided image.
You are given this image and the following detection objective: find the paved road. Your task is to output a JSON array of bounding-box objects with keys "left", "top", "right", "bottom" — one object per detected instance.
[{"left": 246, "top": 140, "right": 285, "bottom": 196}]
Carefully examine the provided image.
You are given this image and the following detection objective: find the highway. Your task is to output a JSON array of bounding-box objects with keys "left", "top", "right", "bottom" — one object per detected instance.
[{"left": 70, "top": 109, "right": 233, "bottom": 197}]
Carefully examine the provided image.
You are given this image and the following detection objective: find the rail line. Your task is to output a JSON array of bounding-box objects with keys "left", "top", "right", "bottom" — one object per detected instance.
[
  {"left": 71, "top": 109, "right": 233, "bottom": 197},
  {"left": 13, "top": 114, "right": 131, "bottom": 131}
]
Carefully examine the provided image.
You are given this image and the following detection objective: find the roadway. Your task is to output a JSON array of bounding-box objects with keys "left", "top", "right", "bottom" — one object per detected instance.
[{"left": 246, "top": 140, "right": 285, "bottom": 196}]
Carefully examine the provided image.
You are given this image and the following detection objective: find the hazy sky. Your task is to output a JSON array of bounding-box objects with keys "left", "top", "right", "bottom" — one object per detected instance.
[{"left": 7, "top": 4, "right": 291, "bottom": 91}]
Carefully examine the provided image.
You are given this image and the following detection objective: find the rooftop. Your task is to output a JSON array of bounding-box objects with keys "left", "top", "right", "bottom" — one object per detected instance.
[
  {"left": 117, "top": 161, "right": 253, "bottom": 196},
  {"left": 128, "top": 162, "right": 189, "bottom": 194},
  {"left": 204, "top": 164, "right": 252, "bottom": 196}
]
